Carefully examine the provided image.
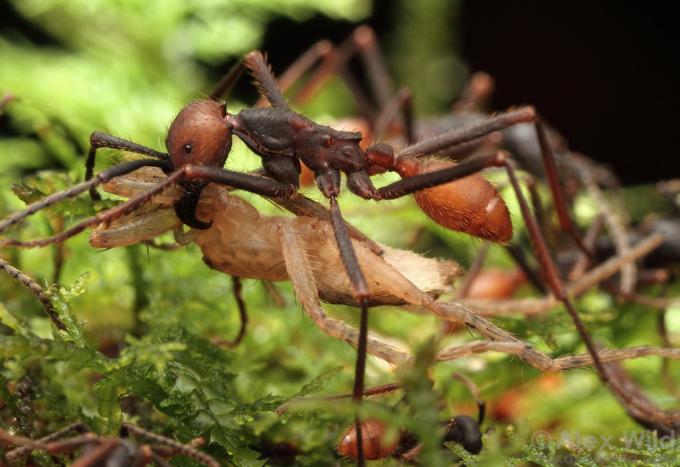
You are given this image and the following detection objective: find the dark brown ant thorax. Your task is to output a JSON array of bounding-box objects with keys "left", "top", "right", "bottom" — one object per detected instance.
[{"left": 234, "top": 107, "right": 368, "bottom": 177}]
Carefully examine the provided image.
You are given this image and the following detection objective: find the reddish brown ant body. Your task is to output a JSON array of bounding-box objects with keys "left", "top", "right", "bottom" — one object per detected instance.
[{"left": 157, "top": 56, "right": 517, "bottom": 243}]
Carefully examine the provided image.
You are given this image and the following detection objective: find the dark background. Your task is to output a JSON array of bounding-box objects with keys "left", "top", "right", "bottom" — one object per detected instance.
[
  {"left": 259, "top": 2, "right": 680, "bottom": 185},
  {"left": 2, "top": 1, "right": 678, "bottom": 184}
]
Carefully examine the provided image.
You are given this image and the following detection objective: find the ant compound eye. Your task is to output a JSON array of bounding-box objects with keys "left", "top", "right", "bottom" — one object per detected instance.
[{"left": 183, "top": 143, "right": 193, "bottom": 154}]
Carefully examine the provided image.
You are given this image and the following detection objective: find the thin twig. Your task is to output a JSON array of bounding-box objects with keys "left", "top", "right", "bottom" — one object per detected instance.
[
  {"left": 5, "top": 423, "right": 87, "bottom": 461},
  {"left": 573, "top": 154, "right": 637, "bottom": 294},
  {"left": 0, "top": 258, "right": 66, "bottom": 330},
  {"left": 568, "top": 214, "right": 605, "bottom": 281},
  {"left": 455, "top": 232, "right": 664, "bottom": 317}
]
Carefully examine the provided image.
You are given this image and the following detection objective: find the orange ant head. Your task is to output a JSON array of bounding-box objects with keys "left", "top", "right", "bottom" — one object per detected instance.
[{"left": 166, "top": 99, "right": 232, "bottom": 170}]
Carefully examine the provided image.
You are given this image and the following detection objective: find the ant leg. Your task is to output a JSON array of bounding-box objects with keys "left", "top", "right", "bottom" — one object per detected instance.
[
  {"left": 209, "top": 58, "right": 245, "bottom": 101},
  {"left": 376, "top": 152, "right": 507, "bottom": 200},
  {"left": 503, "top": 159, "right": 608, "bottom": 376},
  {"left": 452, "top": 372, "right": 485, "bottom": 425},
  {"left": 452, "top": 71, "right": 495, "bottom": 113},
  {"left": 397, "top": 107, "right": 537, "bottom": 159},
  {"left": 253, "top": 39, "right": 334, "bottom": 107},
  {"left": 276, "top": 41, "right": 333, "bottom": 95},
  {"left": 534, "top": 120, "right": 592, "bottom": 260},
  {"left": 284, "top": 29, "right": 380, "bottom": 118},
  {"left": 229, "top": 276, "right": 247, "bottom": 346},
  {"left": 523, "top": 175, "right": 547, "bottom": 234},
  {"left": 0, "top": 165, "right": 295, "bottom": 248},
  {"left": 122, "top": 424, "right": 219, "bottom": 467},
  {"left": 273, "top": 194, "right": 384, "bottom": 256},
  {"left": 352, "top": 26, "right": 394, "bottom": 110},
  {"left": 243, "top": 51, "right": 288, "bottom": 108},
  {"left": 0, "top": 161, "right": 178, "bottom": 248},
  {"left": 373, "top": 87, "right": 414, "bottom": 144},
  {"left": 0, "top": 159, "right": 168, "bottom": 237},
  {"left": 0, "top": 258, "right": 66, "bottom": 330},
  {"left": 287, "top": 26, "right": 393, "bottom": 113},
  {"left": 503, "top": 244, "right": 547, "bottom": 294},
  {"left": 183, "top": 166, "right": 297, "bottom": 197},
  {"left": 341, "top": 26, "right": 417, "bottom": 138},
  {"left": 500, "top": 161, "right": 672, "bottom": 429},
  {"left": 85, "top": 132, "right": 168, "bottom": 200},
  {"left": 211, "top": 276, "right": 248, "bottom": 348},
  {"left": 267, "top": 26, "right": 396, "bottom": 122},
  {"left": 297, "top": 26, "right": 407, "bottom": 131},
  {"left": 279, "top": 223, "right": 411, "bottom": 366},
  {"left": 246, "top": 48, "right": 372, "bottom": 124},
  {"left": 328, "top": 196, "right": 370, "bottom": 465}
]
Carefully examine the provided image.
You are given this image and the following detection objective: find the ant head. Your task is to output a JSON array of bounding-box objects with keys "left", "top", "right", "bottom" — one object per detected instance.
[{"left": 166, "top": 99, "right": 232, "bottom": 170}]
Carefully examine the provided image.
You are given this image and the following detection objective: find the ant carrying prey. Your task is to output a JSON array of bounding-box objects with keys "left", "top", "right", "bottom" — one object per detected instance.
[
  {"left": 0, "top": 49, "right": 533, "bottom": 464},
  {"left": 0, "top": 45, "right": 669, "bottom": 464}
]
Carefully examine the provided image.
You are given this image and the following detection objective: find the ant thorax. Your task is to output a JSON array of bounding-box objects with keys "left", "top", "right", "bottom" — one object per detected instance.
[{"left": 234, "top": 106, "right": 366, "bottom": 175}]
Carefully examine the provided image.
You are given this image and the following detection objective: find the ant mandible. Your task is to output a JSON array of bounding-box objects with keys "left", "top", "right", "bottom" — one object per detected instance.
[{"left": 0, "top": 51, "right": 549, "bottom": 464}]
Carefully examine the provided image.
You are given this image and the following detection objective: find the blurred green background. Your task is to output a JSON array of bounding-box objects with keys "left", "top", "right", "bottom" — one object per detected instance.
[{"left": 1, "top": 1, "right": 679, "bottom": 465}]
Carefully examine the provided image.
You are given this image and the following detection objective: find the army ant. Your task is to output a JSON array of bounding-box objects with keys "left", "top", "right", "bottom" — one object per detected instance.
[{"left": 0, "top": 42, "right": 666, "bottom": 463}]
